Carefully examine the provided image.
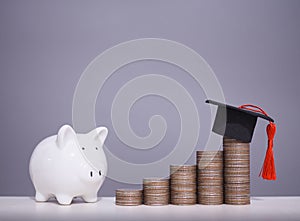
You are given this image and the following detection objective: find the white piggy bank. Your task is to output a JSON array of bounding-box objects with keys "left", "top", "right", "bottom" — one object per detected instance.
[{"left": 29, "top": 125, "right": 108, "bottom": 205}]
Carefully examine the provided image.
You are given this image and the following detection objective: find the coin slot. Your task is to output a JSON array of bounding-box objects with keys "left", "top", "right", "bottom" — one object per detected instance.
[{"left": 90, "top": 171, "right": 93, "bottom": 177}]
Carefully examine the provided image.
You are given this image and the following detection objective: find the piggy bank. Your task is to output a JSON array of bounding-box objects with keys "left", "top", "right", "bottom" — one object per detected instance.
[{"left": 29, "top": 125, "right": 108, "bottom": 205}]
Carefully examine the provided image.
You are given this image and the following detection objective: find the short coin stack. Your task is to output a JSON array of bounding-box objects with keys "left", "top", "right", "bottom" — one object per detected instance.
[
  {"left": 223, "top": 138, "right": 250, "bottom": 205},
  {"left": 197, "top": 151, "right": 224, "bottom": 205},
  {"left": 170, "top": 165, "right": 197, "bottom": 205},
  {"left": 143, "top": 178, "right": 169, "bottom": 205},
  {"left": 115, "top": 189, "right": 143, "bottom": 206}
]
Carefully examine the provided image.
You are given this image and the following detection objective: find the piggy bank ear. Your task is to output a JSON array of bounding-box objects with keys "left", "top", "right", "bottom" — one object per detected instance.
[
  {"left": 94, "top": 127, "right": 108, "bottom": 143},
  {"left": 56, "top": 125, "right": 77, "bottom": 149}
]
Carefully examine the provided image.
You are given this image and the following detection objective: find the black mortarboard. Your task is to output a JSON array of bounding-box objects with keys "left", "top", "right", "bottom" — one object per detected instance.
[{"left": 206, "top": 100, "right": 274, "bottom": 143}]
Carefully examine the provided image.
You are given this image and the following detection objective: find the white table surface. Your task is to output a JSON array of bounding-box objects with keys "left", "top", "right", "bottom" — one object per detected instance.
[{"left": 0, "top": 197, "right": 299, "bottom": 221}]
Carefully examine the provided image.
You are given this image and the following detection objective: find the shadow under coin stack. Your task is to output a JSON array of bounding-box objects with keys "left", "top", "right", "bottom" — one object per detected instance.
[
  {"left": 143, "top": 178, "right": 169, "bottom": 206},
  {"left": 115, "top": 189, "right": 143, "bottom": 206},
  {"left": 197, "top": 151, "right": 223, "bottom": 205},
  {"left": 223, "top": 138, "right": 250, "bottom": 205},
  {"left": 170, "top": 165, "right": 197, "bottom": 205}
]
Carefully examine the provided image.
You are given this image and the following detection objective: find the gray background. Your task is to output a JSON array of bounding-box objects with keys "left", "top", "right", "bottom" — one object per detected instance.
[{"left": 0, "top": 0, "right": 299, "bottom": 197}]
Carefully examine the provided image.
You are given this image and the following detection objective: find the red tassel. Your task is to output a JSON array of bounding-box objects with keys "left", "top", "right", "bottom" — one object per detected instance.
[
  {"left": 259, "top": 122, "right": 276, "bottom": 180},
  {"left": 239, "top": 104, "right": 276, "bottom": 181}
]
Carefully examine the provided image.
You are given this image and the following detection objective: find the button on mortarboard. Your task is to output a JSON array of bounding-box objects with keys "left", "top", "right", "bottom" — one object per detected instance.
[{"left": 206, "top": 100, "right": 274, "bottom": 143}]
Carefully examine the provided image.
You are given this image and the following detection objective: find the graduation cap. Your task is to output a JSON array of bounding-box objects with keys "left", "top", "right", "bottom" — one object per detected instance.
[{"left": 206, "top": 99, "right": 277, "bottom": 180}]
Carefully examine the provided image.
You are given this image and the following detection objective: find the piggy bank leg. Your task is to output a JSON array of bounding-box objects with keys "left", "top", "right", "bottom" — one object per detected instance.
[
  {"left": 56, "top": 194, "right": 73, "bottom": 205},
  {"left": 35, "top": 191, "right": 50, "bottom": 202},
  {"left": 82, "top": 193, "right": 98, "bottom": 203}
]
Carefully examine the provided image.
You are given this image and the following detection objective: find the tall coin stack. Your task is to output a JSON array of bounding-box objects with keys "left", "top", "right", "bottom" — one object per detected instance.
[
  {"left": 143, "top": 178, "right": 169, "bottom": 206},
  {"left": 170, "top": 165, "right": 197, "bottom": 205},
  {"left": 197, "top": 151, "right": 224, "bottom": 205},
  {"left": 115, "top": 189, "right": 143, "bottom": 206},
  {"left": 223, "top": 138, "right": 250, "bottom": 205}
]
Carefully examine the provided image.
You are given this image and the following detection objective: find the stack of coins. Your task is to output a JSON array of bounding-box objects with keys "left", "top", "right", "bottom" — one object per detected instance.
[
  {"left": 223, "top": 138, "right": 250, "bottom": 205},
  {"left": 115, "top": 189, "right": 143, "bottom": 206},
  {"left": 196, "top": 151, "right": 224, "bottom": 205},
  {"left": 143, "top": 178, "right": 169, "bottom": 205},
  {"left": 170, "top": 165, "right": 197, "bottom": 205}
]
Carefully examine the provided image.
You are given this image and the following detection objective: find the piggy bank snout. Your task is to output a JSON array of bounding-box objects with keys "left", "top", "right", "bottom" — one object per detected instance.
[
  {"left": 89, "top": 169, "right": 102, "bottom": 179},
  {"left": 86, "top": 167, "right": 105, "bottom": 183}
]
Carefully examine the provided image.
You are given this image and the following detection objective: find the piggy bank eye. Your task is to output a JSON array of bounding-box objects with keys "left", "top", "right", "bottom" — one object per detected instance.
[
  {"left": 95, "top": 147, "right": 98, "bottom": 150},
  {"left": 82, "top": 147, "right": 85, "bottom": 150}
]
